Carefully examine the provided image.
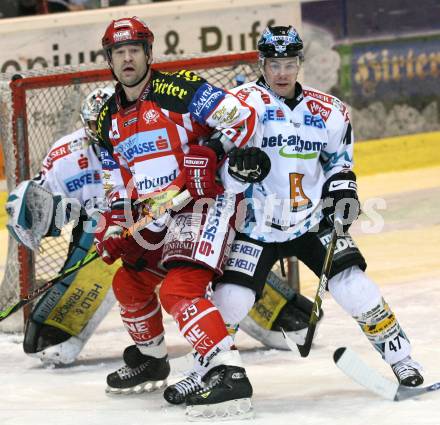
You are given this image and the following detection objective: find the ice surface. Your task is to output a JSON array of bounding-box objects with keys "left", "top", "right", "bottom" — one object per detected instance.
[{"left": 1, "top": 277, "right": 438, "bottom": 425}]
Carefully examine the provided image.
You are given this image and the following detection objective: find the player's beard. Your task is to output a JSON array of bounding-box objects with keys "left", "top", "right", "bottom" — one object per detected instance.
[{"left": 119, "top": 63, "right": 150, "bottom": 89}]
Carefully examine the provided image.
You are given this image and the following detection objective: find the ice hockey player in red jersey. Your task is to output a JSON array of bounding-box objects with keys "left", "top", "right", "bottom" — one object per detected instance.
[{"left": 95, "top": 16, "right": 270, "bottom": 419}]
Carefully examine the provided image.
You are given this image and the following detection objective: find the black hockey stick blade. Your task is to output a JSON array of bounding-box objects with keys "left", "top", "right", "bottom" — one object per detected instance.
[
  {"left": 334, "top": 347, "right": 440, "bottom": 401},
  {"left": 0, "top": 250, "right": 99, "bottom": 322},
  {"left": 297, "top": 323, "right": 319, "bottom": 357}
]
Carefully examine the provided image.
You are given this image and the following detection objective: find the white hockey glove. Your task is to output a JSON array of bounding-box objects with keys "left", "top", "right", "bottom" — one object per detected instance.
[{"left": 5, "top": 180, "right": 63, "bottom": 250}]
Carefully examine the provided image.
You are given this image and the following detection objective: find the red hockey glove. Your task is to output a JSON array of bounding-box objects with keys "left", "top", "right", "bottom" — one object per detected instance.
[
  {"left": 184, "top": 145, "right": 224, "bottom": 199},
  {"left": 94, "top": 200, "right": 140, "bottom": 265},
  {"left": 94, "top": 211, "right": 126, "bottom": 265}
]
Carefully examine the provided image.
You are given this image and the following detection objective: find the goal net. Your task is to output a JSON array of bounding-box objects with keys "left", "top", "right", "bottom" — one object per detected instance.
[{"left": 0, "top": 52, "right": 261, "bottom": 331}]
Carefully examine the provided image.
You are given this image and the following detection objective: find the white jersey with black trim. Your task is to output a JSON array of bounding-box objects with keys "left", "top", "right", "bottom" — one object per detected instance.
[
  {"left": 224, "top": 80, "right": 354, "bottom": 243},
  {"left": 35, "top": 127, "right": 105, "bottom": 215}
]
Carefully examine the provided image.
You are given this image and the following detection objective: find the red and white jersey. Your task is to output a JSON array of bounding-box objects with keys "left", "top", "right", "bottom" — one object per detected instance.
[
  {"left": 224, "top": 79, "right": 354, "bottom": 243},
  {"left": 96, "top": 69, "right": 256, "bottom": 205},
  {"left": 35, "top": 127, "right": 105, "bottom": 215}
]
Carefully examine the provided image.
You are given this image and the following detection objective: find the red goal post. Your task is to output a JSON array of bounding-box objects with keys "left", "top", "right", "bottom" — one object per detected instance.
[{"left": 0, "top": 52, "right": 260, "bottom": 331}]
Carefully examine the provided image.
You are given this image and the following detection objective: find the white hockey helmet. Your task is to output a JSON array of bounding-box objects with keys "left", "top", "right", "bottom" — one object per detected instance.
[{"left": 80, "top": 86, "right": 114, "bottom": 142}]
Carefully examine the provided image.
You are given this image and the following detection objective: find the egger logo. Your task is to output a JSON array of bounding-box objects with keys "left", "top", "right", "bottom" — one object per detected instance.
[{"left": 306, "top": 100, "right": 331, "bottom": 122}]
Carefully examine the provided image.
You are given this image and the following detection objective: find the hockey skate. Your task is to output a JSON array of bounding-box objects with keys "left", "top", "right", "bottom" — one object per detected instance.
[
  {"left": 164, "top": 371, "right": 204, "bottom": 405},
  {"left": 185, "top": 350, "right": 253, "bottom": 421},
  {"left": 106, "top": 345, "right": 170, "bottom": 395},
  {"left": 391, "top": 356, "right": 424, "bottom": 387}
]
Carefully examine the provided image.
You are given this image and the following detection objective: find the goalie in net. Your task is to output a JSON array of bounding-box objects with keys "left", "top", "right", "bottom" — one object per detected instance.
[
  {"left": 5, "top": 84, "right": 315, "bottom": 366},
  {"left": 5, "top": 86, "right": 115, "bottom": 364}
]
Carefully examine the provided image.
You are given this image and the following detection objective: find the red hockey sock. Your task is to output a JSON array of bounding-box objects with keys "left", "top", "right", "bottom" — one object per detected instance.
[
  {"left": 171, "top": 297, "right": 233, "bottom": 358},
  {"left": 120, "top": 295, "right": 165, "bottom": 347}
]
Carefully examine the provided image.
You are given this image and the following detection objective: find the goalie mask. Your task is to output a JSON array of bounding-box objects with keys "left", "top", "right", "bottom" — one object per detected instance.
[
  {"left": 6, "top": 181, "right": 62, "bottom": 251},
  {"left": 80, "top": 86, "right": 114, "bottom": 143}
]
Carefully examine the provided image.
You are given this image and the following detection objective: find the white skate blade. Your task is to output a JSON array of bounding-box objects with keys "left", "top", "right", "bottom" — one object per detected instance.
[
  {"left": 185, "top": 398, "right": 254, "bottom": 421},
  {"left": 105, "top": 379, "right": 167, "bottom": 395}
]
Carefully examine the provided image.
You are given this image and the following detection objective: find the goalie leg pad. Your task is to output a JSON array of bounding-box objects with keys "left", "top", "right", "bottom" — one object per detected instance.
[
  {"left": 329, "top": 266, "right": 411, "bottom": 365},
  {"left": 35, "top": 289, "right": 116, "bottom": 365},
  {"left": 24, "top": 281, "right": 116, "bottom": 364},
  {"left": 23, "top": 225, "right": 110, "bottom": 363},
  {"left": 239, "top": 270, "right": 318, "bottom": 349},
  {"left": 44, "top": 279, "right": 113, "bottom": 336}
]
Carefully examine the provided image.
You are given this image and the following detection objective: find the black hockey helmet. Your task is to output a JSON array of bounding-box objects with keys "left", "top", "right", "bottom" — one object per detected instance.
[{"left": 257, "top": 26, "right": 304, "bottom": 60}]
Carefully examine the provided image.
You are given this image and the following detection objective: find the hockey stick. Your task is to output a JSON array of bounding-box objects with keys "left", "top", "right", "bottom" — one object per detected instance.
[
  {"left": 124, "top": 188, "right": 191, "bottom": 237},
  {"left": 0, "top": 189, "right": 192, "bottom": 323},
  {"left": 334, "top": 347, "right": 440, "bottom": 401},
  {"left": 0, "top": 250, "right": 99, "bottom": 322},
  {"left": 282, "top": 212, "right": 344, "bottom": 357}
]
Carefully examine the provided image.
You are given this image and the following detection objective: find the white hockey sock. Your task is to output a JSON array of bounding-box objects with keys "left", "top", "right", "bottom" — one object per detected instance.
[
  {"left": 329, "top": 266, "right": 411, "bottom": 364},
  {"left": 212, "top": 283, "right": 256, "bottom": 328}
]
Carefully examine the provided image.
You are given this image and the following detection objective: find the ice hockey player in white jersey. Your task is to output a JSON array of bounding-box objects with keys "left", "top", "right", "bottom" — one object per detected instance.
[
  {"left": 163, "top": 26, "right": 424, "bottom": 412},
  {"left": 6, "top": 86, "right": 115, "bottom": 365}
]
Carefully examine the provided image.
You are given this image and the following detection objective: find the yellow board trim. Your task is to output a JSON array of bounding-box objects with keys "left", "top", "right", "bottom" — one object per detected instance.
[{"left": 354, "top": 131, "right": 440, "bottom": 176}]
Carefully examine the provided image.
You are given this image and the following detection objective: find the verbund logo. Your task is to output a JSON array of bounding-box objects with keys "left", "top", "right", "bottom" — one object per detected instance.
[
  {"left": 136, "top": 169, "right": 178, "bottom": 191},
  {"left": 184, "top": 157, "right": 208, "bottom": 168}
]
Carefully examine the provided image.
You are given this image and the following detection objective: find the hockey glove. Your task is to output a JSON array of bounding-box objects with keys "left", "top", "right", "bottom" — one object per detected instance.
[
  {"left": 228, "top": 147, "right": 271, "bottom": 183},
  {"left": 6, "top": 180, "right": 66, "bottom": 250},
  {"left": 95, "top": 222, "right": 124, "bottom": 265},
  {"left": 322, "top": 170, "right": 360, "bottom": 233},
  {"left": 94, "top": 200, "right": 138, "bottom": 265},
  {"left": 184, "top": 144, "right": 224, "bottom": 199}
]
